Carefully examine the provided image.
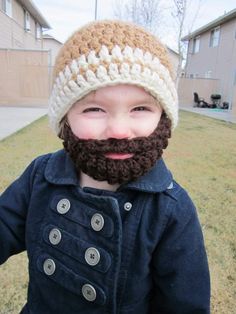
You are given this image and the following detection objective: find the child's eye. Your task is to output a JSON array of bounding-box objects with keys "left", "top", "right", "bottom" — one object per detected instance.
[
  {"left": 132, "top": 106, "right": 150, "bottom": 112},
  {"left": 83, "top": 107, "right": 105, "bottom": 113}
]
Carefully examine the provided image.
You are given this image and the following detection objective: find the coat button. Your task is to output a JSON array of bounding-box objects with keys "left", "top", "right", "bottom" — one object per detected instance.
[
  {"left": 167, "top": 182, "right": 174, "bottom": 189},
  {"left": 85, "top": 247, "right": 100, "bottom": 266},
  {"left": 91, "top": 213, "right": 104, "bottom": 232},
  {"left": 43, "top": 258, "right": 56, "bottom": 276},
  {"left": 124, "top": 202, "right": 132, "bottom": 211},
  {"left": 56, "top": 198, "right": 70, "bottom": 214},
  {"left": 82, "top": 284, "right": 96, "bottom": 302},
  {"left": 49, "top": 228, "right": 62, "bottom": 245}
]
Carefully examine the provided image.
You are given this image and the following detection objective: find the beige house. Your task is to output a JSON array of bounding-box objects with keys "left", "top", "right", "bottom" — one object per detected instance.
[
  {"left": 179, "top": 8, "right": 236, "bottom": 115},
  {"left": 0, "top": 0, "right": 52, "bottom": 106},
  {"left": 43, "top": 34, "right": 62, "bottom": 66},
  {"left": 0, "top": 0, "right": 50, "bottom": 49}
]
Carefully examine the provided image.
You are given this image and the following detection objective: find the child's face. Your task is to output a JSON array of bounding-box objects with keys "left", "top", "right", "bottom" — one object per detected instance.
[{"left": 67, "top": 84, "right": 162, "bottom": 148}]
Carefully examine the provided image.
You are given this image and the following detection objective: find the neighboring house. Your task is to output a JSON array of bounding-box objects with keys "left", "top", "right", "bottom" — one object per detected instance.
[
  {"left": 0, "top": 0, "right": 52, "bottom": 107},
  {"left": 180, "top": 8, "right": 236, "bottom": 115},
  {"left": 43, "top": 34, "right": 62, "bottom": 66},
  {"left": 0, "top": 0, "right": 50, "bottom": 49}
]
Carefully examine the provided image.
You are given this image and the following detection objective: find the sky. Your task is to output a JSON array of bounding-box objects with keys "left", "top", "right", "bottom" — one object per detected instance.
[{"left": 33, "top": 0, "right": 236, "bottom": 50}]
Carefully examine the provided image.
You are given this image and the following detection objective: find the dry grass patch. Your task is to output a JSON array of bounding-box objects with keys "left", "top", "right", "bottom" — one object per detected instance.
[
  {"left": 0, "top": 116, "right": 61, "bottom": 313},
  {"left": 0, "top": 112, "right": 235, "bottom": 313}
]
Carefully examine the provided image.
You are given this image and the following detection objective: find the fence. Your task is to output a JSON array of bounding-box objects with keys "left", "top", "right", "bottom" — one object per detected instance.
[
  {"left": 178, "top": 77, "right": 220, "bottom": 107},
  {"left": 0, "top": 49, "right": 52, "bottom": 107}
]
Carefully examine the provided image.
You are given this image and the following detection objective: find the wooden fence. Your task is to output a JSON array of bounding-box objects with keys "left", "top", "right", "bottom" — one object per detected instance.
[{"left": 0, "top": 49, "right": 52, "bottom": 107}]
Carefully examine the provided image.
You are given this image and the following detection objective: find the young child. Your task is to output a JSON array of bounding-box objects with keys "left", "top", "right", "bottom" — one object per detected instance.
[{"left": 0, "top": 20, "right": 210, "bottom": 313}]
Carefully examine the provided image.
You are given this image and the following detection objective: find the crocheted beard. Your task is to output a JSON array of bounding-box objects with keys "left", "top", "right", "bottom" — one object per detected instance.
[{"left": 62, "top": 113, "right": 171, "bottom": 185}]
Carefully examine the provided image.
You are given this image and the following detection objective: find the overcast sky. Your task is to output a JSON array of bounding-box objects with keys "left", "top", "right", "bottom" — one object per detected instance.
[{"left": 33, "top": 0, "right": 236, "bottom": 50}]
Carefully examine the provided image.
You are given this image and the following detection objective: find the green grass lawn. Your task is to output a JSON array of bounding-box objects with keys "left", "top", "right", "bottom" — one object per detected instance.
[{"left": 0, "top": 111, "right": 235, "bottom": 313}]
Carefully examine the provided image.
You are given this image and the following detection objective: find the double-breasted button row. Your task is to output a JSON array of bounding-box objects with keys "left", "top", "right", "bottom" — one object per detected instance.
[
  {"left": 56, "top": 199, "right": 105, "bottom": 232},
  {"left": 45, "top": 226, "right": 110, "bottom": 271},
  {"left": 48, "top": 228, "right": 101, "bottom": 267},
  {"left": 51, "top": 197, "right": 114, "bottom": 237},
  {"left": 42, "top": 257, "right": 97, "bottom": 302}
]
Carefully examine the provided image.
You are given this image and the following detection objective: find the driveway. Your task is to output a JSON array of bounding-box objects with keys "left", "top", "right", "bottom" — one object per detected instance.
[
  {"left": 0, "top": 106, "right": 47, "bottom": 141},
  {"left": 180, "top": 106, "right": 236, "bottom": 124}
]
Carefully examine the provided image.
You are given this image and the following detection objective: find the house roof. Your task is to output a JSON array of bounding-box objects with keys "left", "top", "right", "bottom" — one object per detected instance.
[
  {"left": 18, "top": 0, "right": 51, "bottom": 28},
  {"left": 182, "top": 8, "right": 236, "bottom": 41},
  {"left": 43, "top": 34, "right": 63, "bottom": 45},
  {"left": 167, "top": 46, "right": 179, "bottom": 56}
]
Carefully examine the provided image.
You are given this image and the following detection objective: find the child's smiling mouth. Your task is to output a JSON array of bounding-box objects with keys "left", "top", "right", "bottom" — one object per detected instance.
[{"left": 104, "top": 153, "right": 134, "bottom": 160}]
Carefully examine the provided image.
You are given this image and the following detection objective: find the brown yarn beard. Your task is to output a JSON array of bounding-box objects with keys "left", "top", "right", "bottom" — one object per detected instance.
[{"left": 62, "top": 113, "right": 171, "bottom": 185}]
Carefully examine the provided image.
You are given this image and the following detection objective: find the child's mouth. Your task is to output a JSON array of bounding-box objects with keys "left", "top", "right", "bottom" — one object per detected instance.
[{"left": 104, "top": 153, "right": 134, "bottom": 160}]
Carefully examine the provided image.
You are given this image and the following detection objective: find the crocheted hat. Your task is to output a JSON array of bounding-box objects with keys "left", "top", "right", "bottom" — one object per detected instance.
[{"left": 48, "top": 20, "right": 178, "bottom": 134}]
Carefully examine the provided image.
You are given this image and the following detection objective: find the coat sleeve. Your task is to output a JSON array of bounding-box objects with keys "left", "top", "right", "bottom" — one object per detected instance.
[
  {"left": 150, "top": 188, "right": 210, "bottom": 314},
  {"left": 0, "top": 157, "right": 46, "bottom": 265}
]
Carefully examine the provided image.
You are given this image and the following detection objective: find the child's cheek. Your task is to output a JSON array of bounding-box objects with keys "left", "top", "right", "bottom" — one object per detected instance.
[{"left": 74, "top": 121, "right": 102, "bottom": 140}]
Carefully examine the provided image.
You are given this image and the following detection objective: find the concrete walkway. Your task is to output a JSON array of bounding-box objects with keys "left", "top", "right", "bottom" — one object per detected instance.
[
  {"left": 180, "top": 106, "right": 236, "bottom": 124},
  {"left": 0, "top": 106, "right": 47, "bottom": 141}
]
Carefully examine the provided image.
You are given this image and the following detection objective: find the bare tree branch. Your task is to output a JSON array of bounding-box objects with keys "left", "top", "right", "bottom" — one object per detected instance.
[
  {"left": 113, "top": 0, "right": 203, "bottom": 83},
  {"left": 113, "top": 0, "right": 163, "bottom": 35},
  {"left": 171, "top": 0, "right": 202, "bottom": 82}
]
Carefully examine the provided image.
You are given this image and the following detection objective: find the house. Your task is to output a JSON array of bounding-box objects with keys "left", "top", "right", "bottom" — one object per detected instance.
[
  {"left": 43, "top": 34, "right": 62, "bottom": 66},
  {"left": 0, "top": 0, "right": 52, "bottom": 106},
  {"left": 0, "top": 0, "right": 50, "bottom": 49},
  {"left": 179, "top": 8, "right": 236, "bottom": 115}
]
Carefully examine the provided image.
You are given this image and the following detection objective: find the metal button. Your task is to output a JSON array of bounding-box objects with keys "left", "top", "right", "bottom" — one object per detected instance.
[
  {"left": 124, "top": 202, "right": 132, "bottom": 211},
  {"left": 85, "top": 247, "right": 100, "bottom": 266},
  {"left": 167, "top": 182, "right": 174, "bottom": 190},
  {"left": 91, "top": 213, "right": 104, "bottom": 232},
  {"left": 49, "top": 228, "right": 62, "bottom": 245},
  {"left": 82, "top": 284, "right": 96, "bottom": 302},
  {"left": 43, "top": 258, "right": 56, "bottom": 276},
  {"left": 56, "top": 198, "right": 70, "bottom": 214}
]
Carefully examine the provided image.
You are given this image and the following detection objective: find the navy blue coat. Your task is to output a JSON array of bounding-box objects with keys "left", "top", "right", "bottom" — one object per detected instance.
[{"left": 0, "top": 149, "right": 210, "bottom": 313}]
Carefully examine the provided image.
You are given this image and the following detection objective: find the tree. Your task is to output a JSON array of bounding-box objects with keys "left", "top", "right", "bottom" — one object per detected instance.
[
  {"left": 114, "top": 0, "right": 163, "bottom": 35},
  {"left": 113, "top": 0, "right": 202, "bottom": 82},
  {"left": 171, "top": 0, "right": 187, "bottom": 81},
  {"left": 171, "top": 0, "right": 202, "bottom": 82}
]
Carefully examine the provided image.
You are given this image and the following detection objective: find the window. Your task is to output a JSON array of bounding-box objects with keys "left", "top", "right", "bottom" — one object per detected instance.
[
  {"left": 189, "top": 73, "right": 198, "bottom": 79},
  {"left": 193, "top": 36, "right": 200, "bottom": 53},
  {"left": 210, "top": 27, "right": 220, "bottom": 47},
  {"left": 205, "top": 70, "right": 212, "bottom": 78},
  {"left": 24, "top": 10, "right": 31, "bottom": 31},
  {"left": 3, "top": 0, "right": 12, "bottom": 17},
  {"left": 36, "top": 23, "right": 41, "bottom": 39}
]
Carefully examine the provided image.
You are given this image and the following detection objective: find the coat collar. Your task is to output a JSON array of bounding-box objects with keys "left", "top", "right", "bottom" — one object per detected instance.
[{"left": 45, "top": 149, "right": 173, "bottom": 193}]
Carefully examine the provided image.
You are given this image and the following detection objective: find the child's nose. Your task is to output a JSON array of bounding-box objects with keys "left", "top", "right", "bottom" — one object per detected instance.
[{"left": 106, "top": 118, "right": 132, "bottom": 139}]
